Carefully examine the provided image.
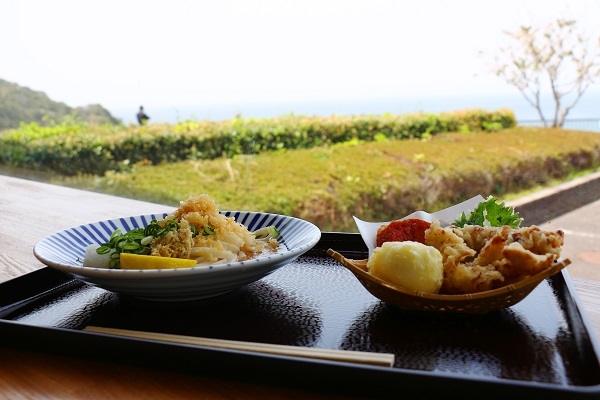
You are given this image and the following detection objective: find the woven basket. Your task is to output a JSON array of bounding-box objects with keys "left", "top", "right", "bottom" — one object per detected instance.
[{"left": 327, "top": 249, "right": 571, "bottom": 314}]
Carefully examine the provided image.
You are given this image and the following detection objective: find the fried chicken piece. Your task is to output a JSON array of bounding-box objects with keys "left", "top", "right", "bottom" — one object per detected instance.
[
  {"left": 500, "top": 242, "right": 556, "bottom": 277},
  {"left": 425, "top": 221, "right": 504, "bottom": 294},
  {"left": 508, "top": 225, "right": 564, "bottom": 256},
  {"left": 457, "top": 224, "right": 501, "bottom": 252},
  {"left": 460, "top": 224, "right": 564, "bottom": 257},
  {"left": 424, "top": 220, "right": 564, "bottom": 294},
  {"left": 473, "top": 233, "right": 506, "bottom": 266},
  {"left": 424, "top": 220, "right": 475, "bottom": 268},
  {"left": 441, "top": 262, "right": 505, "bottom": 294}
]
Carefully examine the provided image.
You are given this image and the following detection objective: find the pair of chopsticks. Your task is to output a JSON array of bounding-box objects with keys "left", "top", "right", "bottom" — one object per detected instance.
[{"left": 84, "top": 326, "right": 395, "bottom": 367}]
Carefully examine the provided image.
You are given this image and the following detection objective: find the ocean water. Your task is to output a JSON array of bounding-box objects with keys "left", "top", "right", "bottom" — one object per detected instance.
[{"left": 112, "top": 91, "right": 600, "bottom": 131}]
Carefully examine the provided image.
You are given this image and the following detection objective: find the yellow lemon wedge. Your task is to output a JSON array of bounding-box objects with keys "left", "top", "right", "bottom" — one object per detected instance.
[{"left": 120, "top": 253, "right": 197, "bottom": 270}]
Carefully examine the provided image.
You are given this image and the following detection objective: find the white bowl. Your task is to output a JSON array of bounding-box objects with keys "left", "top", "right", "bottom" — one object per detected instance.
[{"left": 34, "top": 211, "right": 321, "bottom": 301}]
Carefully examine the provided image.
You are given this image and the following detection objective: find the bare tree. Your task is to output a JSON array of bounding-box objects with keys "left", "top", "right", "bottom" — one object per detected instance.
[{"left": 489, "top": 19, "right": 600, "bottom": 128}]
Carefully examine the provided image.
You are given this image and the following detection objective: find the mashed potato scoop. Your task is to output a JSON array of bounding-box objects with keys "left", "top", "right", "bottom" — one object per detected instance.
[{"left": 368, "top": 241, "right": 443, "bottom": 294}]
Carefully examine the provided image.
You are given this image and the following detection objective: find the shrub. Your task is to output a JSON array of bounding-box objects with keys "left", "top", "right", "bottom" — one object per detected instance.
[{"left": 0, "top": 109, "right": 516, "bottom": 176}]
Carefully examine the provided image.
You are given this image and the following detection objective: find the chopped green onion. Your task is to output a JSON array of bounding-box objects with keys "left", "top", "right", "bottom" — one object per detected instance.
[
  {"left": 140, "top": 236, "right": 154, "bottom": 246},
  {"left": 95, "top": 219, "right": 187, "bottom": 264},
  {"left": 253, "top": 226, "right": 280, "bottom": 241}
]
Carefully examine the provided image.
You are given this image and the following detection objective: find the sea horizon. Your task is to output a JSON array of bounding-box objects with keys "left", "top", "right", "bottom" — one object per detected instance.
[{"left": 111, "top": 91, "right": 600, "bottom": 131}]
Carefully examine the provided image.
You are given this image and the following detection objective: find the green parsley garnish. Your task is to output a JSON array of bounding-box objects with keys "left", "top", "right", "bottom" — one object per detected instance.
[{"left": 452, "top": 196, "right": 522, "bottom": 228}]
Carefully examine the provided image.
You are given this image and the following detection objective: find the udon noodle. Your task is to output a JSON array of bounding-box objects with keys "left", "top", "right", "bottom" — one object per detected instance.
[{"left": 150, "top": 194, "right": 280, "bottom": 265}]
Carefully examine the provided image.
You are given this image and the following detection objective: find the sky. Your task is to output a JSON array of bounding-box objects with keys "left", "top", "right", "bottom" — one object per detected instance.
[{"left": 1, "top": 0, "right": 600, "bottom": 123}]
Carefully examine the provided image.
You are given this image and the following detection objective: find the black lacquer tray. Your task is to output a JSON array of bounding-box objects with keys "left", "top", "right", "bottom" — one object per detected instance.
[{"left": 1, "top": 233, "right": 599, "bottom": 399}]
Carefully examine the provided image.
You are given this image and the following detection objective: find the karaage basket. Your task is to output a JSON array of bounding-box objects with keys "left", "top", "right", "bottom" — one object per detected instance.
[{"left": 327, "top": 249, "right": 571, "bottom": 314}]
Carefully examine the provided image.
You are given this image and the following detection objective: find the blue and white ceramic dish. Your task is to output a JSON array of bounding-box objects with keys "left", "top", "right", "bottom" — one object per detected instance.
[{"left": 34, "top": 211, "right": 321, "bottom": 301}]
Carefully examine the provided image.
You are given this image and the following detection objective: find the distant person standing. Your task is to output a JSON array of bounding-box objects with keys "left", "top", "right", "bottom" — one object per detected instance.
[{"left": 137, "top": 106, "right": 150, "bottom": 125}]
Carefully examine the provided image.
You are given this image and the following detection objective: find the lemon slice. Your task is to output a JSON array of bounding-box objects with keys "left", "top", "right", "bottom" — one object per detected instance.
[{"left": 120, "top": 253, "right": 197, "bottom": 270}]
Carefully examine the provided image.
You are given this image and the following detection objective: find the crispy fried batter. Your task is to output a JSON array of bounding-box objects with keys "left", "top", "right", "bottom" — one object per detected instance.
[
  {"left": 442, "top": 263, "right": 504, "bottom": 294},
  {"left": 150, "top": 194, "right": 279, "bottom": 264},
  {"left": 425, "top": 220, "right": 475, "bottom": 268},
  {"left": 424, "top": 220, "right": 564, "bottom": 294},
  {"left": 150, "top": 218, "right": 194, "bottom": 259}
]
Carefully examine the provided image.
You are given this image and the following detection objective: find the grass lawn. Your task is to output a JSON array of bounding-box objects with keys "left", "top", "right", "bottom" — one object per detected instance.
[{"left": 3, "top": 126, "right": 600, "bottom": 231}]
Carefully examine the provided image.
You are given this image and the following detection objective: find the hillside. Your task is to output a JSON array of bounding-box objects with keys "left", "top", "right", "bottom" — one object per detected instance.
[{"left": 0, "top": 78, "right": 121, "bottom": 130}]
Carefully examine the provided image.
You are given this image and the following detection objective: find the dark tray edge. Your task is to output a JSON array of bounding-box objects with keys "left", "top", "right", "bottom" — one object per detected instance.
[
  {"left": 0, "top": 232, "right": 599, "bottom": 399},
  {"left": 555, "top": 267, "right": 600, "bottom": 365}
]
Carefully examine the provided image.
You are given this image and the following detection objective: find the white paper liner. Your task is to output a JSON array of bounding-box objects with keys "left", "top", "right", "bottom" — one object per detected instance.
[{"left": 353, "top": 195, "right": 485, "bottom": 256}]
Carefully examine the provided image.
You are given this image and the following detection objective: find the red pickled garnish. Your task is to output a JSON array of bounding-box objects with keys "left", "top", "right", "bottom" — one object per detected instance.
[{"left": 376, "top": 218, "right": 432, "bottom": 246}]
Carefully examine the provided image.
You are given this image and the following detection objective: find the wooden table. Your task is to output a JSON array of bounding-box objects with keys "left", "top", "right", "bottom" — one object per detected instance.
[{"left": 1, "top": 175, "right": 599, "bottom": 399}]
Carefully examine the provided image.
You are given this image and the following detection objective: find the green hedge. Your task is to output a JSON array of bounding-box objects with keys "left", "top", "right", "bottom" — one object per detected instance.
[{"left": 0, "top": 109, "right": 516, "bottom": 176}]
